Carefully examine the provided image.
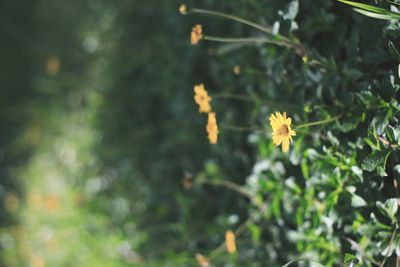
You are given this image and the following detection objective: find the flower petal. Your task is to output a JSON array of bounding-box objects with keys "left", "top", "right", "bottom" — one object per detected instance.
[
  {"left": 272, "top": 135, "right": 283, "bottom": 146},
  {"left": 282, "top": 138, "right": 289, "bottom": 152}
]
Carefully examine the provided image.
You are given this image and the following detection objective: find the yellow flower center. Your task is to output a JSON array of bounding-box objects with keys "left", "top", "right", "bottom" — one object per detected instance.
[{"left": 276, "top": 124, "right": 289, "bottom": 136}]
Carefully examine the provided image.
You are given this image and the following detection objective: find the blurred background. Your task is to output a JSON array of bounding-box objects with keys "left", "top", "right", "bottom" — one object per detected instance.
[{"left": 0, "top": 0, "right": 256, "bottom": 266}]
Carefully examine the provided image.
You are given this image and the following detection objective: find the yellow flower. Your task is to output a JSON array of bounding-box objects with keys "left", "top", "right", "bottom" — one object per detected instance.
[
  {"left": 206, "top": 112, "right": 218, "bottom": 144},
  {"left": 195, "top": 253, "right": 211, "bottom": 267},
  {"left": 4, "top": 192, "right": 19, "bottom": 213},
  {"left": 269, "top": 111, "right": 296, "bottom": 153},
  {"left": 225, "top": 230, "right": 237, "bottom": 254},
  {"left": 46, "top": 56, "right": 61, "bottom": 76},
  {"left": 191, "top": 24, "right": 203, "bottom": 45},
  {"left": 233, "top": 65, "right": 241, "bottom": 75},
  {"left": 194, "top": 84, "right": 212, "bottom": 113},
  {"left": 179, "top": 4, "right": 187, "bottom": 14}
]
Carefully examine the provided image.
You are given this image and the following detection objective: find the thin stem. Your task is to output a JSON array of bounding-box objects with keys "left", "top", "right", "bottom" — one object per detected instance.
[
  {"left": 208, "top": 203, "right": 268, "bottom": 259},
  {"left": 191, "top": 7, "right": 298, "bottom": 53},
  {"left": 190, "top": 7, "right": 330, "bottom": 70},
  {"left": 379, "top": 227, "right": 397, "bottom": 267},
  {"left": 221, "top": 124, "right": 263, "bottom": 132},
  {"left": 378, "top": 136, "right": 399, "bottom": 150},
  {"left": 199, "top": 179, "right": 254, "bottom": 200},
  {"left": 386, "top": 0, "right": 400, "bottom": 6},
  {"left": 203, "top": 35, "right": 286, "bottom": 47},
  {"left": 191, "top": 8, "right": 272, "bottom": 34},
  {"left": 295, "top": 114, "right": 342, "bottom": 130}
]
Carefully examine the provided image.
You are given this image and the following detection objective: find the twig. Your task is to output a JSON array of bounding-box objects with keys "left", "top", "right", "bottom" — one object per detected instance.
[
  {"left": 208, "top": 203, "right": 268, "bottom": 259},
  {"left": 378, "top": 136, "right": 399, "bottom": 150},
  {"left": 198, "top": 179, "right": 255, "bottom": 202},
  {"left": 379, "top": 228, "right": 397, "bottom": 267}
]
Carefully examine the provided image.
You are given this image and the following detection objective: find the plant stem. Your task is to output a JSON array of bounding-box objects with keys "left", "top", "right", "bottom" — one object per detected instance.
[
  {"left": 191, "top": 8, "right": 298, "bottom": 52},
  {"left": 378, "top": 136, "right": 399, "bottom": 150},
  {"left": 203, "top": 35, "right": 286, "bottom": 47},
  {"left": 199, "top": 179, "right": 254, "bottom": 200},
  {"left": 191, "top": 8, "right": 272, "bottom": 34},
  {"left": 208, "top": 203, "right": 268, "bottom": 259},
  {"left": 295, "top": 114, "right": 342, "bottom": 130},
  {"left": 379, "top": 227, "right": 397, "bottom": 267}
]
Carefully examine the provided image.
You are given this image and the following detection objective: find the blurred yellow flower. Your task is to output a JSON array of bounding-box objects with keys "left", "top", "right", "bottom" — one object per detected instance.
[
  {"left": 46, "top": 56, "right": 60, "bottom": 76},
  {"left": 45, "top": 195, "right": 60, "bottom": 211},
  {"left": 269, "top": 111, "right": 296, "bottom": 153},
  {"left": 195, "top": 253, "right": 211, "bottom": 267},
  {"left": 206, "top": 112, "right": 218, "bottom": 144},
  {"left": 179, "top": 4, "right": 187, "bottom": 14},
  {"left": 30, "top": 253, "right": 45, "bottom": 267},
  {"left": 194, "top": 84, "right": 212, "bottom": 113},
  {"left": 225, "top": 230, "right": 237, "bottom": 254},
  {"left": 4, "top": 192, "right": 19, "bottom": 213},
  {"left": 233, "top": 65, "right": 241, "bottom": 75},
  {"left": 191, "top": 24, "right": 203, "bottom": 45}
]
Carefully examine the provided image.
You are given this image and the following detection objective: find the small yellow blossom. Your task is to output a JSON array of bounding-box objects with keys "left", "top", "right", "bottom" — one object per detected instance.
[
  {"left": 45, "top": 195, "right": 60, "bottom": 211},
  {"left": 191, "top": 24, "right": 203, "bottom": 45},
  {"left": 30, "top": 253, "right": 45, "bottom": 267},
  {"left": 194, "top": 84, "right": 212, "bottom": 113},
  {"left": 269, "top": 111, "right": 296, "bottom": 153},
  {"left": 179, "top": 4, "right": 187, "bottom": 14},
  {"left": 4, "top": 192, "right": 19, "bottom": 213},
  {"left": 225, "top": 230, "right": 237, "bottom": 254},
  {"left": 206, "top": 112, "right": 218, "bottom": 144},
  {"left": 233, "top": 65, "right": 241, "bottom": 75},
  {"left": 195, "top": 253, "right": 211, "bottom": 267},
  {"left": 46, "top": 56, "right": 61, "bottom": 76}
]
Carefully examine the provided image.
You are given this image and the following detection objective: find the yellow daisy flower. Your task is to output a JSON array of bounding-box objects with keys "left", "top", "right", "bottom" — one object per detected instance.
[
  {"left": 206, "top": 112, "right": 218, "bottom": 144},
  {"left": 233, "top": 65, "right": 241, "bottom": 75},
  {"left": 195, "top": 253, "right": 211, "bottom": 267},
  {"left": 179, "top": 4, "right": 187, "bottom": 14},
  {"left": 225, "top": 230, "right": 237, "bottom": 254},
  {"left": 269, "top": 111, "right": 296, "bottom": 153},
  {"left": 194, "top": 84, "right": 212, "bottom": 113},
  {"left": 191, "top": 24, "right": 203, "bottom": 45}
]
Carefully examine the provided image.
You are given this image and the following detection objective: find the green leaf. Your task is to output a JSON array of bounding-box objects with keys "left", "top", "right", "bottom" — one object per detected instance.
[
  {"left": 376, "top": 198, "right": 398, "bottom": 221},
  {"left": 338, "top": 0, "right": 400, "bottom": 18},
  {"left": 386, "top": 126, "right": 400, "bottom": 144},
  {"left": 351, "top": 194, "right": 367, "bottom": 207},
  {"left": 351, "top": 166, "right": 364, "bottom": 182},
  {"left": 394, "top": 164, "right": 400, "bottom": 175},
  {"left": 361, "top": 150, "right": 391, "bottom": 177},
  {"left": 353, "top": 8, "right": 394, "bottom": 19},
  {"left": 389, "top": 41, "right": 400, "bottom": 62},
  {"left": 344, "top": 253, "right": 360, "bottom": 265},
  {"left": 287, "top": 0, "right": 299, "bottom": 20}
]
